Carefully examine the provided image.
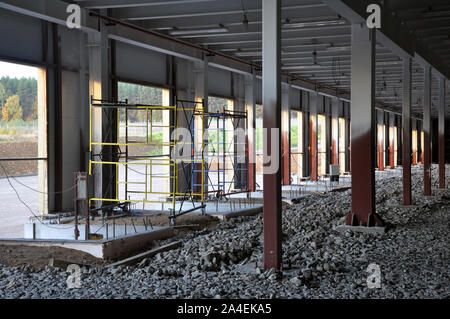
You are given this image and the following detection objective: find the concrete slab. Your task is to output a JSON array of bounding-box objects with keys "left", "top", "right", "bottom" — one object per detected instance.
[
  {"left": 209, "top": 205, "right": 262, "bottom": 221},
  {"left": 335, "top": 224, "right": 386, "bottom": 235},
  {"left": 0, "top": 227, "right": 174, "bottom": 260}
]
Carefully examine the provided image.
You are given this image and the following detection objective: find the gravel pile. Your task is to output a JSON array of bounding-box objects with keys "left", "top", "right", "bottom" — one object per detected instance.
[{"left": 0, "top": 164, "right": 448, "bottom": 299}]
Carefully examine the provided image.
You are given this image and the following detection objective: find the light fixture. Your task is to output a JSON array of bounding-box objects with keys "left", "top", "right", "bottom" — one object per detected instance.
[
  {"left": 283, "top": 19, "right": 347, "bottom": 29},
  {"left": 326, "top": 45, "right": 350, "bottom": 52},
  {"left": 282, "top": 65, "right": 323, "bottom": 70},
  {"left": 234, "top": 51, "right": 262, "bottom": 57},
  {"left": 169, "top": 26, "right": 229, "bottom": 36}
]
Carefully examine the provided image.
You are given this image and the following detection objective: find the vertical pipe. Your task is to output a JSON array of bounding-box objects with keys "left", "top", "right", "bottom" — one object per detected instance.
[
  {"left": 262, "top": 0, "right": 282, "bottom": 270},
  {"left": 423, "top": 65, "right": 432, "bottom": 196},
  {"left": 346, "top": 23, "right": 383, "bottom": 227},
  {"left": 402, "top": 58, "right": 412, "bottom": 205},
  {"left": 389, "top": 112, "right": 395, "bottom": 168},
  {"left": 439, "top": 77, "right": 446, "bottom": 188}
]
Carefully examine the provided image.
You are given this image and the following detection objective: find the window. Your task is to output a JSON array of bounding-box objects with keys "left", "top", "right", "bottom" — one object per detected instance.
[
  {"left": 207, "top": 96, "right": 235, "bottom": 194},
  {"left": 116, "top": 82, "right": 170, "bottom": 208},
  {"left": 255, "top": 104, "right": 263, "bottom": 188},
  {"left": 317, "top": 114, "right": 326, "bottom": 177},
  {"left": 290, "top": 110, "right": 303, "bottom": 182},
  {"left": 412, "top": 129, "right": 418, "bottom": 165},
  {"left": 0, "top": 61, "right": 47, "bottom": 238},
  {"left": 338, "top": 118, "right": 346, "bottom": 174}
]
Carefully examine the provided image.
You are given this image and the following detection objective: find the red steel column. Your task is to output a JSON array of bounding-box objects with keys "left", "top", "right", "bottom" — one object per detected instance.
[
  {"left": 402, "top": 58, "right": 412, "bottom": 205},
  {"left": 309, "top": 92, "right": 318, "bottom": 181},
  {"left": 438, "top": 77, "right": 446, "bottom": 188},
  {"left": 423, "top": 65, "right": 432, "bottom": 196},
  {"left": 262, "top": 0, "right": 282, "bottom": 270},
  {"left": 346, "top": 24, "right": 383, "bottom": 227}
]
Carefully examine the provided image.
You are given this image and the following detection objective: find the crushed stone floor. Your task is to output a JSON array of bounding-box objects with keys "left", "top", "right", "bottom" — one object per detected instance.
[{"left": 0, "top": 164, "right": 448, "bottom": 299}]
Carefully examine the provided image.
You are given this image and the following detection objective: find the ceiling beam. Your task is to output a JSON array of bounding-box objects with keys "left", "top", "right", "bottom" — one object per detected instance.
[{"left": 81, "top": 0, "right": 217, "bottom": 9}]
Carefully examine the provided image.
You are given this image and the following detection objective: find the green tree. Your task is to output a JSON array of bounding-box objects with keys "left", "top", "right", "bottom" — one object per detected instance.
[
  {"left": 0, "top": 82, "right": 5, "bottom": 108},
  {"left": 2, "top": 94, "right": 23, "bottom": 121}
]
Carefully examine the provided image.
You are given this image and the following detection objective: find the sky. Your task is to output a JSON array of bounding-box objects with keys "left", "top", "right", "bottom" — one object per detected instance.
[{"left": 0, "top": 61, "right": 37, "bottom": 79}]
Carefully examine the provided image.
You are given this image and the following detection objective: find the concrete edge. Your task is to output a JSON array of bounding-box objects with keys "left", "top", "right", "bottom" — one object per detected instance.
[{"left": 210, "top": 206, "right": 263, "bottom": 221}]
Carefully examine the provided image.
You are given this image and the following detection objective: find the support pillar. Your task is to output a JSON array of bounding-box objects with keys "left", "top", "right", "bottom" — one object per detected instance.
[
  {"left": 439, "top": 77, "right": 446, "bottom": 188},
  {"left": 423, "top": 65, "right": 432, "bottom": 196},
  {"left": 245, "top": 73, "right": 256, "bottom": 191},
  {"left": 281, "top": 83, "right": 291, "bottom": 185},
  {"left": 88, "top": 27, "right": 109, "bottom": 208},
  {"left": 309, "top": 92, "right": 318, "bottom": 181},
  {"left": 402, "top": 57, "right": 412, "bottom": 205},
  {"left": 262, "top": 0, "right": 282, "bottom": 270},
  {"left": 194, "top": 56, "right": 209, "bottom": 198},
  {"left": 346, "top": 23, "right": 383, "bottom": 227}
]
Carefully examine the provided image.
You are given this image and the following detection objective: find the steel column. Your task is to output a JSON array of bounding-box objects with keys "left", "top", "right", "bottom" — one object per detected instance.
[
  {"left": 194, "top": 56, "right": 209, "bottom": 198},
  {"left": 309, "top": 92, "right": 318, "bottom": 181},
  {"left": 423, "top": 65, "right": 432, "bottom": 196},
  {"left": 346, "top": 23, "right": 383, "bottom": 227},
  {"left": 262, "top": 0, "right": 282, "bottom": 270},
  {"left": 88, "top": 25, "right": 109, "bottom": 208},
  {"left": 281, "top": 83, "right": 291, "bottom": 185},
  {"left": 402, "top": 58, "right": 412, "bottom": 205},
  {"left": 439, "top": 77, "right": 446, "bottom": 188},
  {"left": 245, "top": 74, "right": 256, "bottom": 191}
]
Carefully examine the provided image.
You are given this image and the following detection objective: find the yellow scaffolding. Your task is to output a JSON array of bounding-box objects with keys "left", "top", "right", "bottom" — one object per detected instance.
[{"left": 88, "top": 97, "right": 206, "bottom": 214}]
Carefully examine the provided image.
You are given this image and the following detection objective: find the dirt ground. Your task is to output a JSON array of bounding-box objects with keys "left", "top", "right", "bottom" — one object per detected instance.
[
  {"left": 0, "top": 245, "right": 104, "bottom": 269},
  {"left": 0, "top": 141, "right": 38, "bottom": 176}
]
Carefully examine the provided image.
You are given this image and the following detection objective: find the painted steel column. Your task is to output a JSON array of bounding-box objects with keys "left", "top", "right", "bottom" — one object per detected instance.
[
  {"left": 281, "top": 83, "right": 291, "bottom": 185},
  {"left": 423, "top": 65, "right": 432, "bottom": 196},
  {"left": 309, "top": 92, "right": 318, "bottom": 181},
  {"left": 88, "top": 28, "right": 109, "bottom": 208},
  {"left": 262, "top": 0, "right": 282, "bottom": 270},
  {"left": 438, "top": 77, "right": 446, "bottom": 188},
  {"left": 331, "top": 97, "right": 339, "bottom": 165},
  {"left": 402, "top": 58, "right": 412, "bottom": 205},
  {"left": 346, "top": 23, "right": 383, "bottom": 227},
  {"left": 194, "top": 56, "right": 209, "bottom": 198},
  {"left": 245, "top": 73, "right": 256, "bottom": 191}
]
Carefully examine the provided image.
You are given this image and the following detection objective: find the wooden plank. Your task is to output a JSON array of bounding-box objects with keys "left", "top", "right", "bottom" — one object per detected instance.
[{"left": 106, "top": 241, "right": 183, "bottom": 268}]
